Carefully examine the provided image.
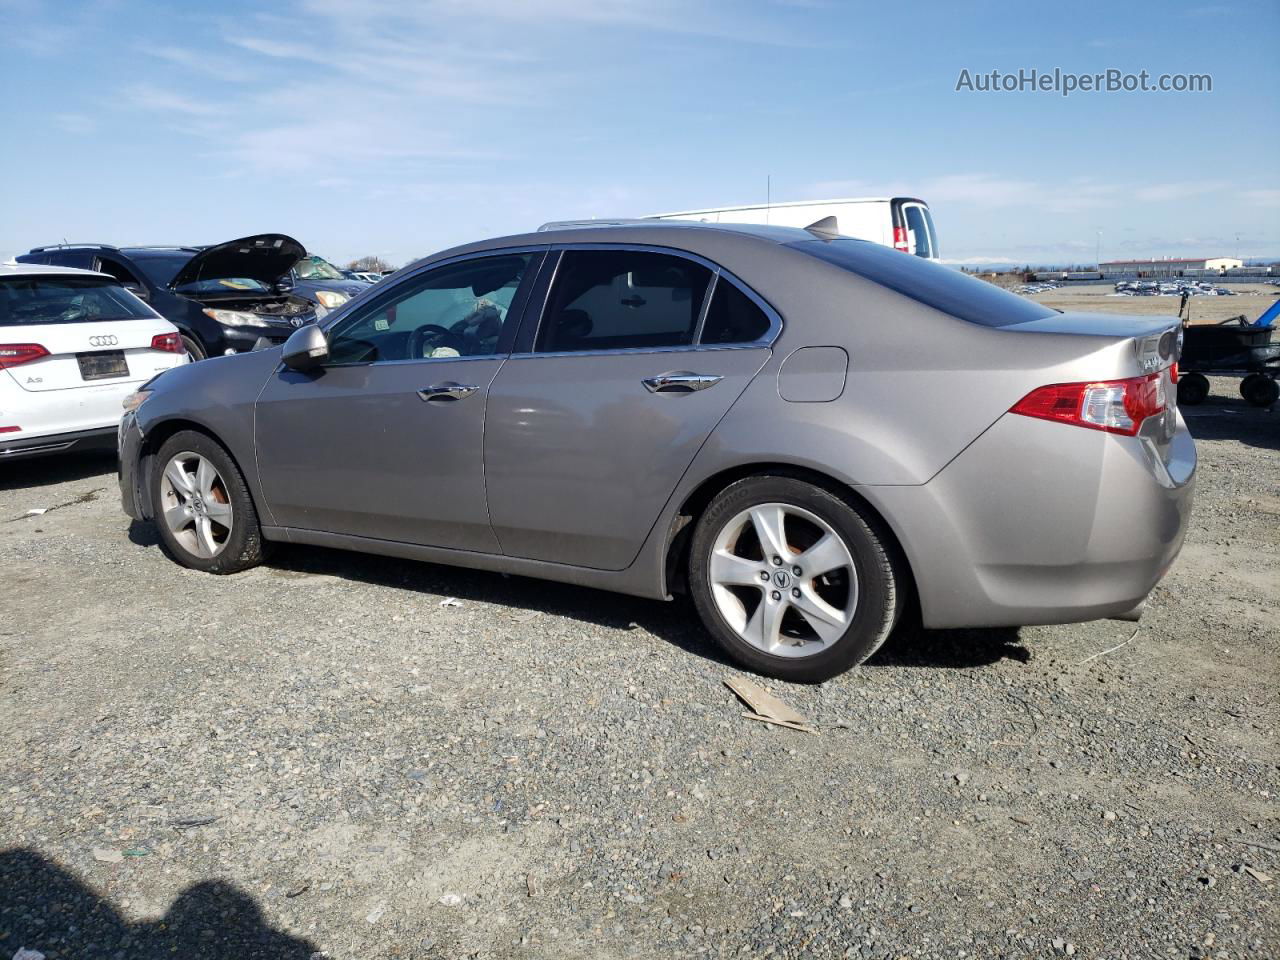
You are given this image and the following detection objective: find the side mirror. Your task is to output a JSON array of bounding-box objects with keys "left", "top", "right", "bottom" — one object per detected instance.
[
  {"left": 124, "top": 283, "right": 149, "bottom": 301},
  {"left": 281, "top": 324, "right": 328, "bottom": 371},
  {"left": 275, "top": 275, "right": 295, "bottom": 293}
]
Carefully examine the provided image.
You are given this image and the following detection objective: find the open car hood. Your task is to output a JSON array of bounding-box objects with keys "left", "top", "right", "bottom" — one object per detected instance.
[{"left": 168, "top": 233, "right": 306, "bottom": 289}]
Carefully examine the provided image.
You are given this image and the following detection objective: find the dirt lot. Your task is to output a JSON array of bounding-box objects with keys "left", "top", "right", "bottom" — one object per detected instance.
[
  {"left": 1, "top": 383, "right": 1277, "bottom": 960},
  {"left": 1028, "top": 283, "right": 1279, "bottom": 326}
]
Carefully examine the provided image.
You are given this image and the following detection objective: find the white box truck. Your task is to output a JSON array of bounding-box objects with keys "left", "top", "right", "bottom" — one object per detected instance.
[{"left": 647, "top": 197, "right": 939, "bottom": 260}]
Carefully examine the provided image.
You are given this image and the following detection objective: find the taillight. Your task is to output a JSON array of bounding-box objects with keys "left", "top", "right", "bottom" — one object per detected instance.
[
  {"left": 1010, "top": 373, "right": 1165, "bottom": 436},
  {"left": 1170, "top": 361, "right": 1179, "bottom": 384},
  {"left": 892, "top": 226, "right": 910, "bottom": 252},
  {"left": 0, "top": 344, "right": 49, "bottom": 369},
  {"left": 151, "top": 332, "right": 184, "bottom": 353}
]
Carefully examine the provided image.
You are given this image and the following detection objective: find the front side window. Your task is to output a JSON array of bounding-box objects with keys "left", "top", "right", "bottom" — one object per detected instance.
[
  {"left": 327, "top": 253, "right": 533, "bottom": 364},
  {"left": 537, "top": 250, "right": 713, "bottom": 353},
  {"left": 0, "top": 276, "right": 156, "bottom": 325}
]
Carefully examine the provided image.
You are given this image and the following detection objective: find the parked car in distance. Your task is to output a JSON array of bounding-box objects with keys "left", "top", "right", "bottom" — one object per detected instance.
[
  {"left": 646, "top": 197, "right": 940, "bottom": 259},
  {"left": 286, "top": 255, "right": 370, "bottom": 310},
  {"left": 1, "top": 263, "right": 187, "bottom": 458},
  {"left": 18, "top": 235, "right": 319, "bottom": 360},
  {"left": 118, "top": 221, "right": 1194, "bottom": 682}
]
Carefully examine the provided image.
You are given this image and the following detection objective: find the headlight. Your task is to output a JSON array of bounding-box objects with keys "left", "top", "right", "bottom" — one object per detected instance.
[
  {"left": 122, "top": 389, "right": 151, "bottom": 413},
  {"left": 314, "top": 290, "right": 349, "bottom": 309},
  {"left": 202, "top": 307, "right": 277, "bottom": 328}
]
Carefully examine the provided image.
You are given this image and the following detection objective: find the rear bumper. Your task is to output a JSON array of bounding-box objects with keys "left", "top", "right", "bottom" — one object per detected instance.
[
  {"left": 0, "top": 426, "right": 117, "bottom": 459},
  {"left": 864, "top": 411, "right": 1196, "bottom": 629}
]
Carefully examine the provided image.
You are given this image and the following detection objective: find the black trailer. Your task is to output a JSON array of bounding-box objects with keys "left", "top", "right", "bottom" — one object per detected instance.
[{"left": 1176, "top": 297, "right": 1279, "bottom": 408}]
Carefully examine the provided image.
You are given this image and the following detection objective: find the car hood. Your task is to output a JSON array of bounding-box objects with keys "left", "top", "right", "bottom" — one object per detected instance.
[{"left": 168, "top": 233, "right": 306, "bottom": 289}]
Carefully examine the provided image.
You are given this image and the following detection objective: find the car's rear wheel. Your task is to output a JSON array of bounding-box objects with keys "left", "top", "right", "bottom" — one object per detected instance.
[
  {"left": 180, "top": 334, "right": 206, "bottom": 362},
  {"left": 688, "top": 476, "right": 903, "bottom": 683},
  {"left": 1240, "top": 373, "right": 1278, "bottom": 408},
  {"left": 151, "top": 430, "right": 265, "bottom": 574},
  {"left": 1177, "top": 372, "right": 1210, "bottom": 406}
]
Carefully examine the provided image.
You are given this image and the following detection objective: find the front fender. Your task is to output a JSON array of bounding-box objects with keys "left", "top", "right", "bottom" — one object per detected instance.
[{"left": 133, "top": 348, "right": 281, "bottom": 523}]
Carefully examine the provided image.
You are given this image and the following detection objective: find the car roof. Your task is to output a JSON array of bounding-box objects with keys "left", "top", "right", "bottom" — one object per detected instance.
[
  {"left": 414, "top": 219, "right": 834, "bottom": 272},
  {"left": 0, "top": 262, "right": 112, "bottom": 279}
]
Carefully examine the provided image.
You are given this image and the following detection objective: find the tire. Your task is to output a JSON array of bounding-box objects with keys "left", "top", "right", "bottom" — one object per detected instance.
[
  {"left": 1240, "top": 373, "right": 1279, "bottom": 408},
  {"left": 688, "top": 475, "right": 903, "bottom": 683},
  {"left": 150, "top": 430, "right": 266, "bottom": 574},
  {"left": 1177, "top": 372, "right": 1210, "bottom": 406},
  {"left": 180, "top": 334, "right": 207, "bottom": 362}
]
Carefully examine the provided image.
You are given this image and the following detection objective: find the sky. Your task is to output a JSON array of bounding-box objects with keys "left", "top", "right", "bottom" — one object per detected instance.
[{"left": 1, "top": 0, "right": 1277, "bottom": 268}]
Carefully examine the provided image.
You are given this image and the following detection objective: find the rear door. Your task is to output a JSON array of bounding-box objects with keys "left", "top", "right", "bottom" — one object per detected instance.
[{"left": 484, "top": 246, "right": 778, "bottom": 570}]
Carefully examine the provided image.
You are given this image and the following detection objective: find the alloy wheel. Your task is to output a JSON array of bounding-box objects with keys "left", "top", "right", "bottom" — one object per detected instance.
[
  {"left": 159, "top": 451, "right": 234, "bottom": 559},
  {"left": 708, "top": 502, "right": 858, "bottom": 658}
]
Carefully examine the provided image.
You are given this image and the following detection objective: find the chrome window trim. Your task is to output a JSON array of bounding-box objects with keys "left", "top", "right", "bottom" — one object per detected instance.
[
  {"left": 316, "top": 245, "right": 549, "bottom": 368},
  {"left": 520, "top": 342, "right": 772, "bottom": 361},
  {"left": 515, "top": 242, "right": 783, "bottom": 356}
]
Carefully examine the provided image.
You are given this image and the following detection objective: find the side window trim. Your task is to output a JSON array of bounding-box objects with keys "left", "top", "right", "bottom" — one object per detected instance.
[
  {"left": 517, "top": 243, "right": 782, "bottom": 356},
  {"left": 318, "top": 247, "right": 547, "bottom": 367}
]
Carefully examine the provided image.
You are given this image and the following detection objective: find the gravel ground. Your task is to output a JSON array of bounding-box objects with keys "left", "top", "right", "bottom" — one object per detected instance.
[{"left": 1, "top": 380, "right": 1276, "bottom": 960}]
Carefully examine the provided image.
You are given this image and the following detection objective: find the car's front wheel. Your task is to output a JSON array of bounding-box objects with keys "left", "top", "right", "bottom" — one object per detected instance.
[
  {"left": 151, "top": 430, "right": 265, "bottom": 574},
  {"left": 688, "top": 476, "right": 904, "bottom": 683}
]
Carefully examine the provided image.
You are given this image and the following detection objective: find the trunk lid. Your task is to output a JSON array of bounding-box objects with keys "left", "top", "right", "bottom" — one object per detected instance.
[
  {"left": 1002, "top": 311, "right": 1184, "bottom": 466},
  {"left": 168, "top": 233, "right": 306, "bottom": 290}
]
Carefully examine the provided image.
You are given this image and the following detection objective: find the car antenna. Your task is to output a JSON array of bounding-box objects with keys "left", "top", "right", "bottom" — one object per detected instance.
[{"left": 804, "top": 216, "right": 839, "bottom": 240}]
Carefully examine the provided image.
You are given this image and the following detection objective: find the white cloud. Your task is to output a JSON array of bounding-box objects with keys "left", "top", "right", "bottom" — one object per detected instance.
[
  {"left": 1241, "top": 189, "right": 1280, "bottom": 208},
  {"left": 121, "top": 83, "right": 225, "bottom": 117},
  {"left": 1133, "top": 181, "right": 1231, "bottom": 203},
  {"left": 53, "top": 113, "right": 96, "bottom": 134}
]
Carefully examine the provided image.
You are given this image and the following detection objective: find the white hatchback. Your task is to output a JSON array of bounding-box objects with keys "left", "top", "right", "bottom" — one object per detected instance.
[{"left": 0, "top": 263, "right": 188, "bottom": 459}]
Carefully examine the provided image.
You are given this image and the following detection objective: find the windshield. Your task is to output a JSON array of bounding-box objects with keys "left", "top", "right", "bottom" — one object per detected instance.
[
  {"left": 0, "top": 276, "right": 156, "bottom": 325},
  {"left": 791, "top": 238, "right": 1055, "bottom": 328},
  {"left": 294, "top": 256, "right": 345, "bottom": 280}
]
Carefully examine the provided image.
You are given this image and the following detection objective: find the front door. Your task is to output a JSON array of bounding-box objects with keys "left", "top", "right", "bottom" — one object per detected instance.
[
  {"left": 254, "top": 250, "right": 542, "bottom": 550},
  {"left": 485, "top": 248, "right": 778, "bottom": 570}
]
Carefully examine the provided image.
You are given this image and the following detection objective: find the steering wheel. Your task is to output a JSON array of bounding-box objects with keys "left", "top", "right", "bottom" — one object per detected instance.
[{"left": 408, "top": 323, "right": 469, "bottom": 358}]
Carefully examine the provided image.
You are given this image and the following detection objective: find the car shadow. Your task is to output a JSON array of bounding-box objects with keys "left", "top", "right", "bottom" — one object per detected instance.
[
  {"left": 0, "top": 847, "right": 317, "bottom": 959},
  {"left": 0, "top": 450, "right": 116, "bottom": 491},
  {"left": 1183, "top": 400, "right": 1278, "bottom": 452},
  {"left": 263, "top": 543, "right": 1031, "bottom": 672}
]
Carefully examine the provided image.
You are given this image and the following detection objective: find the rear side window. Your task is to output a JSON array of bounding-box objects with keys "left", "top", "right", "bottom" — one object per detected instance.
[
  {"left": 790, "top": 238, "right": 1055, "bottom": 328},
  {"left": 701, "top": 279, "right": 772, "bottom": 344},
  {"left": 537, "top": 250, "right": 712, "bottom": 353},
  {"left": 0, "top": 276, "right": 155, "bottom": 325}
]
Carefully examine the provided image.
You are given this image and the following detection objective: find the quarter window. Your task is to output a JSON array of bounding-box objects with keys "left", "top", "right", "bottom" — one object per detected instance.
[
  {"left": 700, "top": 279, "right": 772, "bottom": 344},
  {"left": 537, "top": 250, "right": 713, "bottom": 353},
  {"left": 327, "top": 253, "right": 533, "bottom": 364}
]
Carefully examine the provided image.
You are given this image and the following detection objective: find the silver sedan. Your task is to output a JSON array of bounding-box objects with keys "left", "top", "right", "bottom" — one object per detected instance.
[{"left": 119, "top": 221, "right": 1195, "bottom": 682}]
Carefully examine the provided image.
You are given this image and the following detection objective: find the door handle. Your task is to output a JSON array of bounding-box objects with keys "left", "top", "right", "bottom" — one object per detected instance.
[
  {"left": 418, "top": 382, "right": 478, "bottom": 402},
  {"left": 641, "top": 371, "right": 724, "bottom": 394}
]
